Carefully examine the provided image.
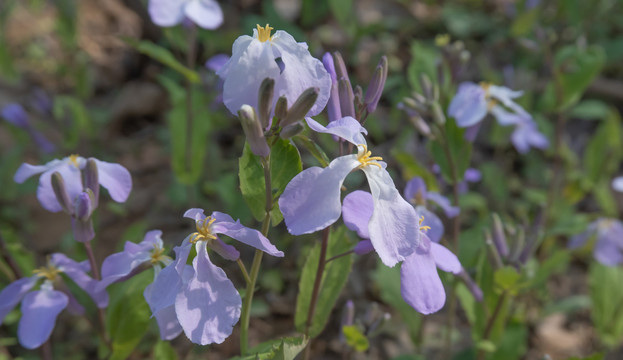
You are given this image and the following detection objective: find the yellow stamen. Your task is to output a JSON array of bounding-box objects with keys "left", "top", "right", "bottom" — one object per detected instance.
[
  {"left": 356, "top": 144, "right": 383, "bottom": 170},
  {"left": 189, "top": 216, "right": 218, "bottom": 244},
  {"left": 479, "top": 82, "right": 496, "bottom": 110},
  {"left": 69, "top": 154, "right": 80, "bottom": 167},
  {"left": 419, "top": 216, "right": 431, "bottom": 232},
  {"left": 33, "top": 264, "right": 61, "bottom": 281},
  {"left": 150, "top": 244, "right": 170, "bottom": 264},
  {"left": 256, "top": 24, "right": 274, "bottom": 43}
]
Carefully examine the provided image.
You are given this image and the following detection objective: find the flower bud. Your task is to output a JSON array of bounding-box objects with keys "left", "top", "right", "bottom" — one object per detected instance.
[
  {"left": 280, "top": 87, "right": 319, "bottom": 128},
  {"left": 322, "top": 53, "right": 342, "bottom": 123},
  {"left": 51, "top": 172, "right": 74, "bottom": 214},
  {"left": 280, "top": 122, "right": 304, "bottom": 139},
  {"left": 485, "top": 229, "right": 504, "bottom": 269},
  {"left": 75, "top": 190, "right": 95, "bottom": 221},
  {"left": 332, "top": 52, "right": 349, "bottom": 83},
  {"left": 492, "top": 213, "right": 509, "bottom": 259},
  {"left": 365, "top": 56, "right": 388, "bottom": 113},
  {"left": 274, "top": 95, "right": 288, "bottom": 121},
  {"left": 419, "top": 74, "right": 434, "bottom": 100},
  {"left": 431, "top": 101, "right": 446, "bottom": 125},
  {"left": 338, "top": 78, "right": 355, "bottom": 118},
  {"left": 258, "top": 77, "right": 275, "bottom": 129},
  {"left": 238, "top": 105, "right": 270, "bottom": 157},
  {"left": 85, "top": 159, "right": 99, "bottom": 208},
  {"left": 354, "top": 85, "right": 363, "bottom": 110},
  {"left": 1, "top": 103, "right": 28, "bottom": 128},
  {"left": 407, "top": 114, "right": 431, "bottom": 137}
]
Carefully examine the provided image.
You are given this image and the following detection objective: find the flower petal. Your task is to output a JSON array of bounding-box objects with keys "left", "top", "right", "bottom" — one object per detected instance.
[
  {"left": 403, "top": 177, "right": 427, "bottom": 204},
  {"left": 51, "top": 253, "right": 109, "bottom": 308},
  {"left": 92, "top": 159, "right": 132, "bottom": 203},
  {"left": 212, "top": 217, "right": 283, "bottom": 257},
  {"left": 144, "top": 283, "right": 183, "bottom": 340},
  {"left": 362, "top": 166, "right": 419, "bottom": 267},
  {"left": 612, "top": 176, "right": 623, "bottom": 192},
  {"left": 0, "top": 276, "right": 38, "bottom": 324},
  {"left": 427, "top": 192, "right": 460, "bottom": 218},
  {"left": 354, "top": 240, "right": 374, "bottom": 255},
  {"left": 418, "top": 206, "right": 444, "bottom": 244},
  {"left": 146, "top": 263, "right": 190, "bottom": 316},
  {"left": 184, "top": 0, "right": 223, "bottom": 29},
  {"left": 37, "top": 162, "right": 83, "bottom": 212},
  {"left": 279, "top": 155, "right": 359, "bottom": 235},
  {"left": 18, "top": 285, "right": 68, "bottom": 349},
  {"left": 206, "top": 54, "right": 230, "bottom": 72},
  {"left": 175, "top": 242, "right": 241, "bottom": 345},
  {"left": 210, "top": 238, "right": 241, "bottom": 261},
  {"left": 342, "top": 190, "right": 374, "bottom": 239},
  {"left": 305, "top": 117, "right": 368, "bottom": 146},
  {"left": 14, "top": 162, "right": 55, "bottom": 183},
  {"left": 400, "top": 241, "right": 446, "bottom": 314},
  {"left": 448, "top": 82, "right": 488, "bottom": 128},
  {"left": 594, "top": 236, "right": 623, "bottom": 266},
  {"left": 148, "top": 0, "right": 186, "bottom": 27},
  {"left": 431, "top": 242, "right": 461, "bottom": 274}
]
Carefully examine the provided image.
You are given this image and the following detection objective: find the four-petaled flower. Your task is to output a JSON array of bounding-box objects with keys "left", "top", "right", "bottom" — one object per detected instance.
[
  {"left": 217, "top": 24, "right": 331, "bottom": 123},
  {"left": 148, "top": 0, "right": 223, "bottom": 29},
  {"left": 144, "top": 208, "right": 283, "bottom": 344},
  {"left": 0, "top": 254, "right": 106, "bottom": 349},
  {"left": 14, "top": 155, "right": 132, "bottom": 213},
  {"left": 342, "top": 190, "right": 462, "bottom": 314},
  {"left": 568, "top": 218, "right": 623, "bottom": 266},
  {"left": 279, "top": 116, "right": 420, "bottom": 267}
]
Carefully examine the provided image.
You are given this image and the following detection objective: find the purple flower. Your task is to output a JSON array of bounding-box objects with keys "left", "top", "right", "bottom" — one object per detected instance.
[
  {"left": 1, "top": 103, "right": 56, "bottom": 154},
  {"left": 612, "top": 176, "right": 623, "bottom": 192},
  {"left": 205, "top": 54, "right": 230, "bottom": 72},
  {"left": 568, "top": 219, "right": 623, "bottom": 266},
  {"left": 14, "top": 155, "right": 132, "bottom": 213},
  {"left": 144, "top": 208, "right": 283, "bottom": 344},
  {"left": 217, "top": 25, "right": 331, "bottom": 122},
  {"left": 322, "top": 53, "right": 342, "bottom": 123},
  {"left": 403, "top": 177, "right": 459, "bottom": 243},
  {"left": 342, "top": 190, "right": 461, "bottom": 314},
  {"left": 279, "top": 117, "right": 420, "bottom": 267},
  {"left": 148, "top": 0, "right": 223, "bottom": 29},
  {"left": 510, "top": 117, "right": 549, "bottom": 154},
  {"left": 0, "top": 254, "right": 106, "bottom": 349}
]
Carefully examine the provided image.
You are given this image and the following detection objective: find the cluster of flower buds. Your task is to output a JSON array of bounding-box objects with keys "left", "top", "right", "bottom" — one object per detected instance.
[
  {"left": 323, "top": 52, "right": 388, "bottom": 124},
  {"left": 398, "top": 73, "right": 446, "bottom": 139},
  {"left": 485, "top": 212, "right": 545, "bottom": 269}
]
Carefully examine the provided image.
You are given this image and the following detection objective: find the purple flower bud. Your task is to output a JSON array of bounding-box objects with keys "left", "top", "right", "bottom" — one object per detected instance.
[
  {"left": 492, "top": 214, "right": 509, "bottom": 259},
  {"left": 31, "top": 89, "right": 53, "bottom": 115},
  {"left": 84, "top": 159, "right": 99, "bottom": 208},
  {"left": 338, "top": 78, "right": 355, "bottom": 118},
  {"left": 258, "top": 78, "right": 275, "bottom": 129},
  {"left": 280, "top": 87, "right": 319, "bottom": 128},
  {"left": 74, "top": 190, "right": 94, "bottom": 221},
  {"left": 322, "top": 53, "right": 342, "bottom": 123},
  {"left": 1, "top": 104, "right": 29, "bottom": 128},
  {"left": 51, "top": 172, "right": 74, "bottom": 215},
  {"left": 365, "top": 56, "right": 388, "bottom": 113},
  {"left": 238, "top": 105, "right": 270, "bottom": 157},
  {"left": 274, "top": 96, "right": 288, "bottom": 121},
  {"left": 332, "top": 52, "right": 349, "bottom": 83}
]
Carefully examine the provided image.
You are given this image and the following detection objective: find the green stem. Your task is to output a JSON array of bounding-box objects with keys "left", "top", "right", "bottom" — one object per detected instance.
[
  {"left": 476, "top": 291, "right": 508, "bottom": 360},
  {"left": 83, "top": 241, "right": 110, "bottom": 348},
  {"left": 184, "top": 25, "right": 198, "bottom": 175},
  {"left": 240, "top": 155, "right": 272, "bottom": 355}
]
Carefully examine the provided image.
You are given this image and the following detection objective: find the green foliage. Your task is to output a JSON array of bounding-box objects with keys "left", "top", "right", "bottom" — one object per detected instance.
[
  {"left": 393, "top": 150, "right": 439, "bottom": 191},
  {"left": 153, "top": 341, "right": 178, "bottom": 360},
  {"left": 53, "top": 95, "right": 91, "bottom": 148},
  {"left": 229, "top": 336, "right": 308, "bottom": 360},
  {"left": 295, "top": 226, "right": 354, "bottom": 337},
  {"left": 494, "top": 266, "right": 521, "bottom": 294},
  {"left": 106, "top": 270, "right": 152, "bottom": 360},
  {"left": 125, "top": 39, "right": 199, "bottom": 83},
  {"left": 342, "top": 325, "right": 369, "bottom": 352},
  {"left": 239, "top": 138, "right": 302, "bottom": 225},
  {"left": 430, "top": 119, "right": 472, "bottom": 184},
  {"left": 589, "top": 263, "right": 623, "bottom": 346}
]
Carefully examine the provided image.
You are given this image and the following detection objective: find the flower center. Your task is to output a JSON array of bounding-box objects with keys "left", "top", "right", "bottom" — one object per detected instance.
[
  {"left": 479, "top": 82, "right": 497, "bottom": 110},
  {"left": 33, "top": 264, "right": 61, "bottom": 281},
  {"left": 189, "top": 217, "right": 217, "bottom": 244},
  {"left": 150, "top": 244, "right": 170, "bottom": 265},
  {"left": 256, "top": 24, "right": 274, "bottom": 43},
  {"left": 419, "top": 216, "right": 431, "bottom": 232},
  {"left": 69, "top": 154, "right": 80, "bottom": 168},
  {"left": 356, "top": 144, "right": 383, "bottom": 170}
]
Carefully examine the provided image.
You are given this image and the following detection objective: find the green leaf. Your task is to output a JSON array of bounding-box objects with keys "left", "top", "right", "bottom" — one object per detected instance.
[
  {"left": 107, "top": 271, "right": 152, "bottom": 360},
  {"left": 294, "top": 135, "right": 330, "bottom": 167},
  {"left": 239, "top": 138, "right": 302, "bottom": 225},
  {"left": 589, "top": 262, "right": 623, "bottom": 346},
  {"left": 295, "top": 226, "right": 354, "bottom": 337},
  {"left": 510, "top": 9, "right": 539, "bottom": 37},
  {"left": 494, "top": 266, "right": 520, "bottom": 292},
  {"left": 153, "top": 341, "right": 178, "bottom": 360},
  {"left": 53, "top": 95, "right": 91, "bottom": 148},
  {"left": 430, "top": 119, "right": 472, "bottom": 184},
  {"left": 328, "top": 0, "right": 354, "bottom": 31},
  {"left": 229, "top": 336, "right": 308, "bottom": 360},
  {"left": 583, "top": 107, "right": 622, "bottom": 186},
  {"left": 124, "top": 38, "right": 199, "bottom": 83},
  {"left": 342, "top": 325, "right": 369, "bottom": 352},
  {"left": 487, "top": 323, "right": 527, "bottom": 360},
  {"left": 570, "top": 100, "right": 611, "bottom": 120},
  {"left": 554, "top": 45, "right": 606, "bottom": 110},
  {"left": 392, "top": 150, "right": 439, "bottom": 192},
  {"left": 407, "top": 41, "right": 445, "bottom": 95}
]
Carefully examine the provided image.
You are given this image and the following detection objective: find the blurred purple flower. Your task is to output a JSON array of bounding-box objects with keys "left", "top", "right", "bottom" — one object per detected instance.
[
  {"left": 148, "top": 0, "right": 223, "bottom": 29},
  {"left": 217, "top": 25, "right": 331, "bottom": 123},
  {"left": 1, "top": 103, "right": 56, "bottom": 153},
  {"left": 568, "top": 218, "right": 623, "bottom": 266},
  {"left": 612, "top": 176, "right": 623, "bottom": 192},
  {"left": 322, "top": 53, "right": 342, "bottom": 123},
  {"left": 144, "top": 208, "right": 283, "bottom": 344},
  {"left": 14, "top": 155, "right": 132, "bottom": 212},
  {"left": 279, "top": 117, "right": 420, "bottom": 267},
  {"left": 510, "top": 117, "right": 549, "bottom": 154},
  {"left": 0, "top": 254, "right": 105, "bottom": 349},
  {"left": 342, "top": 190, "right": 461, "bottom": 314},
  {"left": 205, "top": 54, "right": 230, "bottom": 72}
]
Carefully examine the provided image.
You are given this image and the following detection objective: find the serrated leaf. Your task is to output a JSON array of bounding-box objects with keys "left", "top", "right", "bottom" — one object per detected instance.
[
  {"left": 295, "top": 226, "right": 354, "bottom": 337},
  {"left": 124, "top": 38, "right": 199, "bottom": 83},
  {"left": 342, "top": 325, "right": 369, "bottom": 352}
]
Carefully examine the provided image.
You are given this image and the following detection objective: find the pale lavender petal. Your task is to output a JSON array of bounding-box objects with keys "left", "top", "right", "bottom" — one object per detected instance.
[
  {"left": 147, "top": 264, "right": 185, "bottom": 316},
  {"left": 14, "top": 163, "right": 52, "bottom": 183},
  {"left": 271, "top": 30, "right": 331, "bottom": 117},
  {"left": 99, "top": 245, "right": 151, "bottom": 290},
  {"left": 404, "top": 177, "right": 427, "bottom": 204},
  {"left": 510, "top": 119, "right": 549, "bottom": 154},
  {"left": 206, "top": 54, "right": 230, "bottom": 72},
  {"left": 463, "top": 168, "right": 482, "bottom": 183},
  {"left": 92, "top": 159, "right": 132, "bottom": 203},
  {"left": 18, "top": 285, "right": 68, "bottom": 349},
  {"left": 594, "top": 237, "right": 623, "bottom": 266},
  {"left": 216, "top": 35, "right": 254, "bottom": 80},
  {"left": 175, "top": 242, "right": 241, "bottom": 345},
  {"left": 184, "top": 208, "right": 207, "bottom": 221},
  {"left": 612, "top": 176, "right": 623, "bottom": 192},
  {"left": 51, "top": 253, "right": 109, "bottom": 308},
  {"left": 38, "top": 163, "right": 83, "bottom": 212},
  {"left": 418, "top": 206, "right": 444, "bottom": 244},
  {"left": 400, "top": 239, "right": 446, "bottom": 314},
  {"left": 427, "top": 192, "right": 460, "bottom": 218},
  {"left": 144, "top": 283, "right": 183, "bottom": 340},
  {"left": 212, "top": 220, "right": 283, "bottom": 257},
  {"left": 184, "top": 0, "right": 223, "bottom": 29},
  {"left": 210, "top": 238, "right": 240, "bottom": 261},
  {"left": 174, "top": 240, "right": 193, "bottom": 276},
  {"left": 305, "top": 117, "right": 367, "bottom": 146},
  {"left": 354, "top": 240, "right": 374, "bottom": 255},
  {"left": 448, "top": 82, "right": 488, "bottom": 128},
  {"left": 362, "top": 166, "right": 420, "bottom": 267},
  {"left": 279, "top": 155, "right": 359, "bottom": 235},
  {"left": 0, "top": 277, "right": 38, "bottom": 324},
  {"left": 342, "top": 190, "right": 374, "bottom": 239},
  {"left": 431, "top": 242, "right": 461, "bottom": 274},
  {"left": 148, "top": 0, "right": 186, "bottom": 27},
  {"left": 489, "top": 105, "right": 524, "bottom": 126}
]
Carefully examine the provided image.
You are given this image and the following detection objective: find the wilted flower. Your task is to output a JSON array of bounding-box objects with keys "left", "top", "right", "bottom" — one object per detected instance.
[
  {"left": 568, "top": 218, "right": 623, "bottom": 266},
  {"left": 342, "top": 190, "right": 461, "bottom": 314},
  {"left": 0, "top": 254, "right": 106, "bottom": 349},
  {"left": 217, "top": 25, "right": 331, "bottom": 123},
  {"left": 14, "top": 155, "right": 131, "bottom": 213},
  {"left": 279, "top": 116, "right": 420, "bottom": 267},
  {"left": 148, "top": 0, "right": 223, "bottom": 29},
  {"left": 144, "top": 208, "right": 283, "bottom": 344}
]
